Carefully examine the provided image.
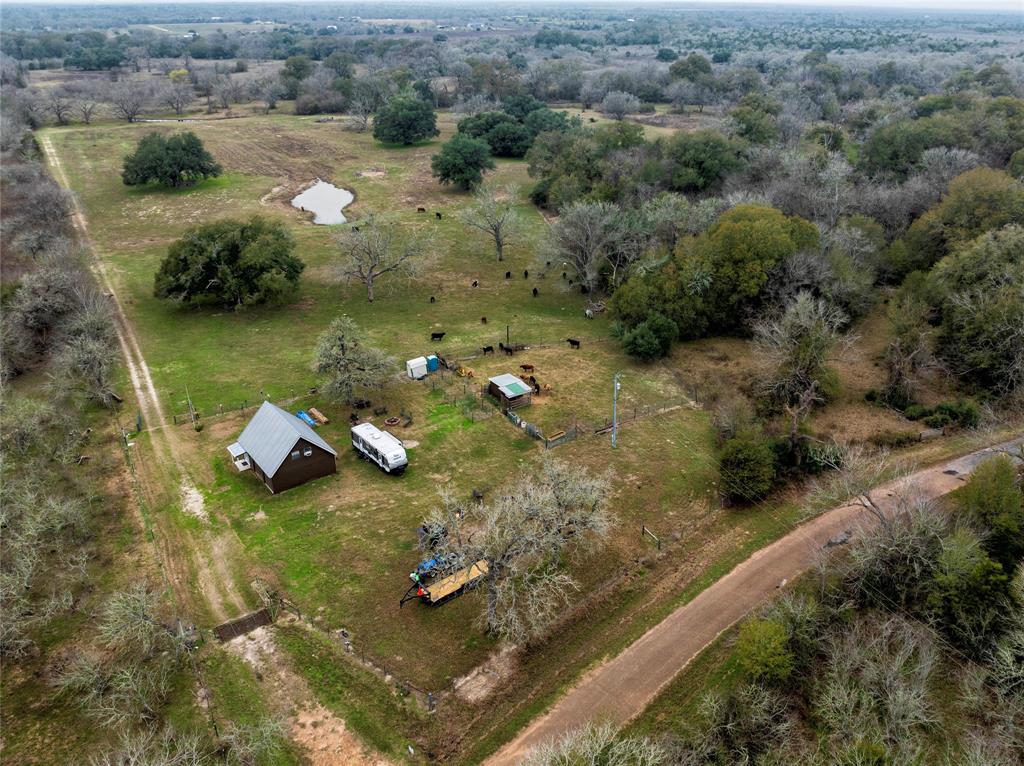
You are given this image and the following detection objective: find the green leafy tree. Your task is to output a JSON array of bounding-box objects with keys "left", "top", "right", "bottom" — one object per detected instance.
[
  {"left": 153, "top": 217, "right": 303, "bottom": 308},
  {"left": 669, "top": 53, "right": 712, "bottom": 81},
  {"left": 924, "top": 528, "right": 1010, "bottom": 655},
  {"left": 623, "top": 313, "right": 677, "bottom": 361},
  {"left": 719, "top": 435, "right": 776, "bottom": 502},
  {"left": 457, "top": 110, "right": 516, "bottom": 139},
  {"left": 523, "top": 107, "right": 573, "bottom": 137},
  {"left": 486, "top": 121, "right": 532, "bottom": 158},
  {"left": 431, "top": 134, "right": 494, "bottom": 190},
  {"left": 664, "top": 130, "right": 742, "bottom": 192},
  {"left": 928, "top": 224, "right": 1024, "bottom": 394},
  {"left": 501, "top": 93, "right": 545, "bottom": 121},
  {"left": 372, "top": 95, "right": 439, "bottom": 145},
  {"left": 730, "top": 106, "right": 778, "bottom": 144},
  {"left": 279, "top": 54, "right": 312, "bottom": 99},
  {"left": 694, "top": 205, "right": 820, "bottom": 329},
  {"left": 958, "top": 456, "right": 1024, "bottom": 573},
  {"left": 312, "top": 316, "right": 396, "bottom": 404},
  {"left": 122, "top": 132, "right": 221, "bottom": 188},
  {"left": 736, "top": 618, "right": 794, "bottom": 684},
  {"left": 905, "top": 168, "right": 1024, "bottom": 271},
  {"left": 1009, "top": 148, "right": 1024, "bottom": 179}
]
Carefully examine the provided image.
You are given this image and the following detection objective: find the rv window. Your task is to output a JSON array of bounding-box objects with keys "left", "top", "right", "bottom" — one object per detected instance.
[{"left": 290, "top": 450, "right": 300, "bottom": 461}]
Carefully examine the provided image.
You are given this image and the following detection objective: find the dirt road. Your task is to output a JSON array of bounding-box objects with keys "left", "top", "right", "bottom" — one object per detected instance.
[
  {"left": 39, "top": 132, "right": 250, "bottom": 621},
  {"left": 488, "top": 436, "right": 1024, "bottom": 766}
]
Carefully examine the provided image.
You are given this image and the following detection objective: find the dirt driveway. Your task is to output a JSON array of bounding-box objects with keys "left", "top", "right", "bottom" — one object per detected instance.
[{"left": 488, "top": 436, "right": 1024, "bottom": 766}]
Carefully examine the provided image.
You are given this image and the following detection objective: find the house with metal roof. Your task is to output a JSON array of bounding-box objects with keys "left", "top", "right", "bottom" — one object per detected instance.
[
  {"left": 487, "top": 373, "right": 533, "bottom": 413},
  {"left": 227, "top": 401, "right": 337, "bottom": 493}
]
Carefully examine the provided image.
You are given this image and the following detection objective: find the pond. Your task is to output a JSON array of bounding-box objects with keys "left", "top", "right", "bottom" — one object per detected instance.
[{"left": 291, "top": 180, "right": 354, "bottom": 225}]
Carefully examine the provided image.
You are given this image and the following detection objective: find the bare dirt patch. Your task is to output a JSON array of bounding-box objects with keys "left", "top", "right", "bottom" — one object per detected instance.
[
  {"left": 181, "top": 482, "right": 208, "bottom": 522},
  {"left": 454, "top": 645, "right": 518, "bottom": 704},
  {"left": 227, "top": 625, "right": 393, "bottom": 766},
  {"left": 357, "top": 169, "right": 387, "bottom": 178}
]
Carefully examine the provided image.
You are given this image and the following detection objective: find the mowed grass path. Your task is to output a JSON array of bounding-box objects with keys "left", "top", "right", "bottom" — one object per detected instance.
[{"left": 44, "top": 113, "right": 724, "bottom": 691}]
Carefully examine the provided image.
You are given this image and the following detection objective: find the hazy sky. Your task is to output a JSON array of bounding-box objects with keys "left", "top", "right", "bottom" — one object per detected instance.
[{"left": 3, "top": 0, "right": 1022, "bottom": 12}]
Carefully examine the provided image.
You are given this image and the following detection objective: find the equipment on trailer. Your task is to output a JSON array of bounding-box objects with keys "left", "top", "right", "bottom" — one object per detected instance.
[
  {"left": 400, "top": 559, "right": 489, "bottom": 607},
  {"left": 351, "top": 422, "right": 408, "bottom": 474}
]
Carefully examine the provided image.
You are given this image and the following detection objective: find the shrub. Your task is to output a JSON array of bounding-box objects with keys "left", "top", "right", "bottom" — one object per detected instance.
[
  {"left": 869, "top": 430, "right": 920, "bottom": 449},
  {"left": 903, "top": 404, "right": 931, "bottom": 420},
  {"left": 958, "top": 456, "right": 1024, "bottom": 573},
  {"left": 922, "top": 413, "right": 951, "bottom": 429},
  {"left": 736, "top": 618, "right": 794, "bottom": 684},
  {"left": 719, "top": 435, "right": 776, "bottom": 502},
  {"left": 623, "top": 312, "right": 677, "bottom": 361}
]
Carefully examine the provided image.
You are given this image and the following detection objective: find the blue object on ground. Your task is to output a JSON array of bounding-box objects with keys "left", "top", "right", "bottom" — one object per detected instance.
[
  {"left": 426, "top": 354, "right": 439, "bottom": 372},
  {"left": 296, "top": 410, "right": 317, "bottom": 427}
]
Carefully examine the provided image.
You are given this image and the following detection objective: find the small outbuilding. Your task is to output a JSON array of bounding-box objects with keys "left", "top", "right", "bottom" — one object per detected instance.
[
  {"left": 406, "top": 356, "right": 428, "bottom": 379},
  {"left": 488, "top": 373, "right": 532, "bottom": 413},
  {"left": 228, "top": 401, "right": 337, "bottom": 494}
]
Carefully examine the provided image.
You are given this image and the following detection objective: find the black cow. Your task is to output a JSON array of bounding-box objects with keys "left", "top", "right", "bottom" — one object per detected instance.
[
  {"left": 417, "top": 207, "right": 426, "bottom": 213},
  {"left": 435, "top": 212, "right": 442, "bottom": 220},
  {"left": 482, "top": 345, "right": 495, "bottom": 355},
  {"left": 562, "top": 271, "right": 567, "bottom": 279},
  {"left": 481, "top": 316, "right": 487, "bottom": 324},
  {"left": 430, "top": 296, "right": 435, "bottom": 303},
  {"left": 505, "top": 271, "right": 511, "bottom": 279},
  {"left": 351, "top": 226, "right": 360, "bottom": 233},
  {"left": 532, "top": 287, "right": 538, "bottom": 297},
  {"left": 431, "top": 331, "right": 446, "bottom": 342},
  {"left": 567, "top": 338, "right": 581, "bottom": 349},
  {"left": 471, "top": 280, "right": 479, "bottom": 287},
  {"left": 523, "top": 270, "right": 529, "bottom": 279}
]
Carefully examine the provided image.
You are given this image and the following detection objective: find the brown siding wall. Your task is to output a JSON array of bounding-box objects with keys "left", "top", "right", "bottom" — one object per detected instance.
[{"left": 267, "top": 438, "right": 336, "bottom": 493}]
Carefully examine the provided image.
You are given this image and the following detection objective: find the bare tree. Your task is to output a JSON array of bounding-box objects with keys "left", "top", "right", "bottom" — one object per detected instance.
[
  {"left": 421, "top": 458, "right": 612, "bottom": 642},
  {"left": 601, "top": 90, "right": 640, "bottom": 120},
  {"left": 214, "top": 75, "right": 246, "bottom": 110},
  {"left": 346, "top": 94, "right": 374, "bottom": 132},
  {"left": 45, "top": 89, "right": 74, "bottom": 126},
  {"left": 547, "top": 201, "right": 620, "bottom": 293},
  {"left": 251, "top": 76, "right": 283, "bottom": 114},
  {"left": 806, "top": 443, "right": 908, "bottom": 527},
  {"left": 159, "top": 82, "right": 194, "bottom": 115},
  {"left": 76, "top": 96, "right": 100, "bottom": 125},
  {"left": 522, "top": 723, "right": 663, "bottom": 766},
  {"left": 754, "top": 291, "right": 849, "bottom": 409},
  {"left": 89, "top": 728, "right": 205, "bottom": 766},
  {"left": 459, "top": 182, "right": 521, "bottom": 262},
  {"left": 333, "top": 219, "right": 427, "bottom": 302},
  {"left": 312, "top": 316, "right": 396, "bottom": 404},
  {"left": 106, "top": 81, "right": 150, "bottom": 123}
]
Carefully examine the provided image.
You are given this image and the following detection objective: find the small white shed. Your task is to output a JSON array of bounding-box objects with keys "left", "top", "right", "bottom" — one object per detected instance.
[{"left": 406, "top": 356, "right": 428, "bottom": 379}]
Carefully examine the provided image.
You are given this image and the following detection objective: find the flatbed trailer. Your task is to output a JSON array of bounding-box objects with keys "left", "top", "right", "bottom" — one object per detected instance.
[{"left": 400, "top": 560, "right": 489, "bottom": 607}]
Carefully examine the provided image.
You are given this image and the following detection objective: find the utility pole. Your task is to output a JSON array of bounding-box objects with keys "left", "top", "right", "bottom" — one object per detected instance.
[{"left": 612, "top": 373, "right": 621, "bottom": 449}]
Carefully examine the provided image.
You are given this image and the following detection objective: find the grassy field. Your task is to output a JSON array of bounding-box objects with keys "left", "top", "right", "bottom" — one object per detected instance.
[{"left": 39, "top": 104, "right": 996, "bottom": 761}]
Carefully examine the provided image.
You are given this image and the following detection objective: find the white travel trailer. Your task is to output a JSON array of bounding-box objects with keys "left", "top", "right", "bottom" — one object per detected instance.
[{"left": 351, "top": 423, "right": 408, "bottom": 474}]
